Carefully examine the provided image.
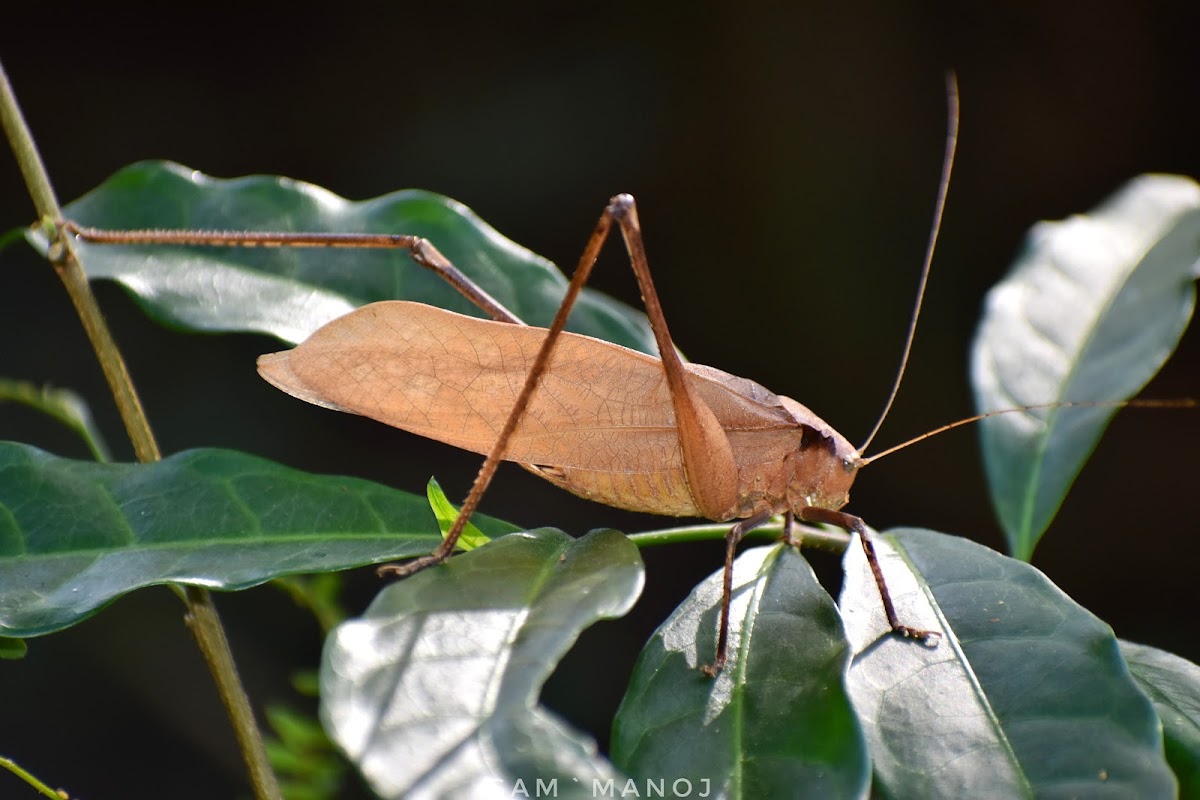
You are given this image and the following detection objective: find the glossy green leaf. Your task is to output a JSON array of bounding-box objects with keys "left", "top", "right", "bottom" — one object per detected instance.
[
  {"left": 41, "top": 161, "right": 655, "bottom": 350},
  {"left": 1122, "top": 640, "right": 1200, "bottom": 798},
  {"left": 0, "top": 378, "right": 111, "bottom": 462},
  {"left": 840, "top": 528, "right": 1175, "bottom": 799},
  {"left": 0, "top": 442, "right": 517, "bottom": 637},
  {"left": 320, "top": 529, "right": 643, "bottom": 799},
  {"left": 611, "top": 545, "right": 869, "bottom": 799},
  {"left": 971, "top": 174, "right": 1200, "bottom": 559},
  {"left": 426, "top": 476, "right": 489, "bottom": 551}
]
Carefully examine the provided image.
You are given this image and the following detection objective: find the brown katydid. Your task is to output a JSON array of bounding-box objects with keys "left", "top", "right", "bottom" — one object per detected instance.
[
  {"left": 251, "top": 183, "right": 950, "bottom": 675},
  {"left": 64, "top": 80, "right": 964, "bottom": 676}
]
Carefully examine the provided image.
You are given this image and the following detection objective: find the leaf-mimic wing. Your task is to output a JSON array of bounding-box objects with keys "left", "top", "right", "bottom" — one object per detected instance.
[{"left": 259, "top": 301, "right": 805, "bottom": 516}]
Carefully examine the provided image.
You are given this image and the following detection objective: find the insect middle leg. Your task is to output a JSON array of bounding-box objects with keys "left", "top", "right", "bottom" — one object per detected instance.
[
  {"left": 63, "top": 221, "right": 525, "bottom": 325},
  {"left": 64, "top": 214, "right": 639, "bottom": 578},
  {"left": 701, "top": 510, "right": 776, "bottom": 678}
]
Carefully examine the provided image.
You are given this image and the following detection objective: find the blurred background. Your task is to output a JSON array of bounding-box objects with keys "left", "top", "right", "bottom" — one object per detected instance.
[{"left": 2, "top": 4, "right": 1199, "bottom": 797}]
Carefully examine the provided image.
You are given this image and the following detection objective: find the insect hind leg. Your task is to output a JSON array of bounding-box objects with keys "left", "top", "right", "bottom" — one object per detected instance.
[{"left": 385, "top": 194, "right": 739, "bottom": 579}]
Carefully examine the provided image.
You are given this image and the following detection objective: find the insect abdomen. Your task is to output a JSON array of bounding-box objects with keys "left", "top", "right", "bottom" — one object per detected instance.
[{"left": 523, "top": 462, "right": 703, "bottom": 517}]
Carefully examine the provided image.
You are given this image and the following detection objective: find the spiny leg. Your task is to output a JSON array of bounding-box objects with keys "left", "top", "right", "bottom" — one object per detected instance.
[
  {"left": 380, "top": 198, "right": 627, "bottom": 576},
  {"left": 66, "top": 201, "right": 736, "bottom": 580},
  {"left": 386, "top": 193, "right": 739, "bottom": 579},
  {"left": 609, "top": 198, "right": 740, "bottom": 520},
  {"left": 799, "top": 506, "right": 937, "bottom": 641},
  {"left": 700, "top": 510, "right": 775, "bottom": 678},
  {"left": 63, "top": 216, "right": 593, "bottom": 574},
  {"left": 61, "top": 221, "right": 524, "bottom": 325}
]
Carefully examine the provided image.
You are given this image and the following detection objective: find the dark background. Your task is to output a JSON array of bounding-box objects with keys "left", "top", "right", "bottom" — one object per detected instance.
[{"left": 2, "top": 4, "right": 1199, "bottom": 798}]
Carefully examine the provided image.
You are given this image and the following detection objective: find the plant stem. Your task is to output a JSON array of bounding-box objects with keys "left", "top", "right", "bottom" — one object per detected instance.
[
  {"left": 628, "top": 519, "right": 851, "bottom": 551},
  {"left": 0, "top": 60, "right": 282, "bottom": 800},
  {"left": 0, "top": 64, "right": 158, "bottom": 463},
  {"left": 183, "top": 587, "right": 281, "bottom": 799},
  {"left": 0, "top": 756, "right": 64, "bottom": 800}
]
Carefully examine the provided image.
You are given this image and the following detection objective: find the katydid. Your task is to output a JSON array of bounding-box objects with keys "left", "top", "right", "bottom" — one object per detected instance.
[
  {"left": 256, "top": 76, "right": 958, "bottom": 673},
  {"left": 65, "top": 80, "right": 963, "bottom": 675}
]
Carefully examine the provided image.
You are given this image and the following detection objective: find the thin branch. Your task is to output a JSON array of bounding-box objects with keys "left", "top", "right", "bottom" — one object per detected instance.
[
  {"left": 183, "top": 587, "right": 282, "bottom": 800},
  {"left": 0, "top": 60, "right": 281, "bottom": 800},
  {"left": 0, "top": 756, "right": 66, "bottom": 800},
  {"left": 627, "top": 519, "right": 852, "bottom": 552},
  {"left": 0, "top": 62, "right": 159, "bottom": 462}
]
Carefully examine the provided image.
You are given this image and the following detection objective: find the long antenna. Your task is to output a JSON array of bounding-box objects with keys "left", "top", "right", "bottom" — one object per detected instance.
[
  {"left": 858, "top": 72, "right": 960, "bottom": 456},
  {"left": 859, "top": 399, "right": 1196, "bottom": 467}
]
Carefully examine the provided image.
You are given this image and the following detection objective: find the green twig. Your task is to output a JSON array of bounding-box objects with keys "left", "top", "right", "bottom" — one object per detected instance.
[
  {"left": 0, "top": 64, "right": 157, "bottom": 463},
  {"left": 183, "top": 587, "right": 281, "bottom": 800},
  {"left": 0, "top": 756, "right": 66, "bottom": 799},
  {"left": 0, "top": 60, "right": 281, "bottom": 800},
  {"left": 627, "top": 519, "right": 852, "bottom": 551}
]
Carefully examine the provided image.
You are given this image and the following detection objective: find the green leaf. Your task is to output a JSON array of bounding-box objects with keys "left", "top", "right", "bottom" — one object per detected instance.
[
  {"left": 0, "top": 636, "right": 26, "bottom": 659},
  {"left": 320, "top": 528, "right": 643, "bottom": 799},
  {"left": 426, "top": 476, "right": 489, "bottom": 551},
  {"left": 840, "top": 528, "right": 1176, "bottom": 799},
  {"left": 0, "top": 225, "right": 27, "bottom": 254},
  {"left": 44, "top": 161, "right": 656, "bottom": 350},
  {"left": 272, "top": 573, "right": 347, "bottom": 633},
  {"left": 268, "top": 705, "right": 333, "bottom": 754},
  {"left": 971, "top": 174, "right": 1200, "bottom": 559},
  {"left": 1121, "top": 640, "right": 1200, "bottom": 798},
  {"left": 0, "top": 378, "right": 111, "bottom": 461},
  {"left": 0, "top": 442, "right": 515, "bottom": 637},
  {"left": 611, "top": 545, "right": 869, "bottom": 799},
  {"left": 265, "top": 705, "right": 346, "bottom": 800}
]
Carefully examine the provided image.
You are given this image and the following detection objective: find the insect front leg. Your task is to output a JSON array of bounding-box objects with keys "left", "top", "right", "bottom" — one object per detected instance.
[{"left": 798, "top": 506, "right": 938, "bottom": 642}]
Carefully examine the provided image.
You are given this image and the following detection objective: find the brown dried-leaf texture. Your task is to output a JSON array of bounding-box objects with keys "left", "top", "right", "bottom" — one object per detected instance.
[{"left": 258, "top": 301, "right": 806, "bottom": 516}]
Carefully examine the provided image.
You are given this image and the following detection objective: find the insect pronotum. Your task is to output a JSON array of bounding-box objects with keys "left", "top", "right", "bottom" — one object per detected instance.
[{"left": 64, "top": 77, "right": 965, "bottom": 675}]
